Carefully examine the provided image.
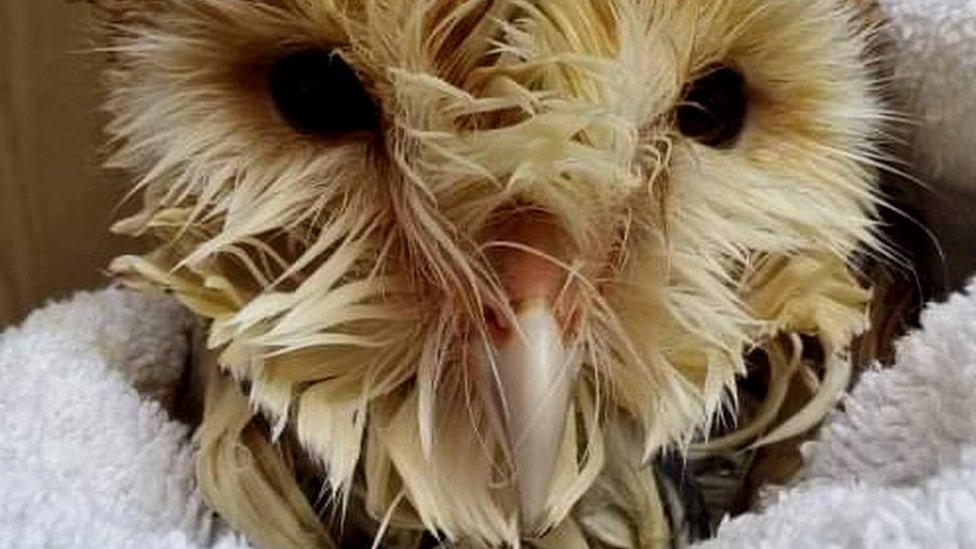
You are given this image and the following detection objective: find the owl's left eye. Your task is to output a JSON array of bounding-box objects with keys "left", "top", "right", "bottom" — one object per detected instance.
[
  {"left": 268, "top": 49, "right": 379, "bottom": 136},
  {"left": 677, "top": 65, "right": 748, "bottom": 148}
]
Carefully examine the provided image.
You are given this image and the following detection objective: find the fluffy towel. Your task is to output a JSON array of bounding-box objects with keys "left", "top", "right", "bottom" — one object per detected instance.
[
  {"left": 0, "top": 289, "right": 243, "bottom": 548},
  {"left": 880, "top": 0, "right": 976, "bottom": 192}
]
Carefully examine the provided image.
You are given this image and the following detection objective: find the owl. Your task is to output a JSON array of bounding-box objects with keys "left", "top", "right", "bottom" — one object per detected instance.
[{"left": 90, "top": 0, "right": 898, "bottom": 546}]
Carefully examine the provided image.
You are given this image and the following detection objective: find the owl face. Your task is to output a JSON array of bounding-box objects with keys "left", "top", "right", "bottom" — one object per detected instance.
[{"left": 101, "top": 0, "right": 882, "bottom": 544}]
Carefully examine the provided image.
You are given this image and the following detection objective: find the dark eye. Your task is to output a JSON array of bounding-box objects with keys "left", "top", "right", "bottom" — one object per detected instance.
[
  {"left": 269, "top": 49, "right": 378, "bottom": 136},
  {"left": 677, "top": 65, "right": 748, "bottom": 148}
]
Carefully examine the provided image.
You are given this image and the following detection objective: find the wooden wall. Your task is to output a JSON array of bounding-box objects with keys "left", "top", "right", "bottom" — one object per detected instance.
[{"left": 0, "top": 1, "right": 132, "bottom": 326}]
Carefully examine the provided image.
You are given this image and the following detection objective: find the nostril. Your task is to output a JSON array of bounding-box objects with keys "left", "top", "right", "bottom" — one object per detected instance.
[{"left": 483, "top": 305, "right": 512, "bottom": 344}]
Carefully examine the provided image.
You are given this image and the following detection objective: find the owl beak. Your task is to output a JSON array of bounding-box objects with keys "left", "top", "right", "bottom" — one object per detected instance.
[{"left": 486, "top": 299, "right": 579, "bottom": 533}]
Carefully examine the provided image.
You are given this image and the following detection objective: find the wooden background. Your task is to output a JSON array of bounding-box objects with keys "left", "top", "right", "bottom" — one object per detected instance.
[{"left": 0, "top": 1, "right": 132, "bottom": 326}]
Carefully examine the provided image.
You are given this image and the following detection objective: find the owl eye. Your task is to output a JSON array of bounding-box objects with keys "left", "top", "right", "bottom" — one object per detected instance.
[
  {"left": 268, "top": 49, "right": 378, "bottom": 136},
  {"left": 677, "top": 65, "right": 748, "bottom": 148}
]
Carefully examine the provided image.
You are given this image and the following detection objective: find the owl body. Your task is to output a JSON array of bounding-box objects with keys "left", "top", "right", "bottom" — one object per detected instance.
[{"left": 94, "top": 0, "right": 889, "bottom": 546}]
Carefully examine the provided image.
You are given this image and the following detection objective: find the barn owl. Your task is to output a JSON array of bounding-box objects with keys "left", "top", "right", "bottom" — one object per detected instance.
[{"left": 91, "top": 0, "right": 893, "bottom": 546}]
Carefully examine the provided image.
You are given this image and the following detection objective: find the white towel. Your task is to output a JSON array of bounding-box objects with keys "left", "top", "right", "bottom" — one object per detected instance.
[
  {"left": 881, "top": 0, "right": 976, "bottom": 192},
  {"left": 0, "top": 289, "right": 243, "bottom": 548}
]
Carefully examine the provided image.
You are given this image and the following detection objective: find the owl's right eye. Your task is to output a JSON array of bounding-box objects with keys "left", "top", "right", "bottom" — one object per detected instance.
[
  {"left": 677, "top": 65, "right": 748, "bottom": 148},
  {"left": 268, "top": 49, "right": 379, "bottom": 136}
]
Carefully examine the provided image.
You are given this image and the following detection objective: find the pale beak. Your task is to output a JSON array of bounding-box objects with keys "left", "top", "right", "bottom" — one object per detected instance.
[{"left": 486, "top": 300, "right": 579, "bottom": 533}]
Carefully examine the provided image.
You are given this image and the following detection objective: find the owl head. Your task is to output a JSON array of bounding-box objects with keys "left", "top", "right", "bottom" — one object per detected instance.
[{"left": 94, "top": 0, "right": 885, "bottom": 545}]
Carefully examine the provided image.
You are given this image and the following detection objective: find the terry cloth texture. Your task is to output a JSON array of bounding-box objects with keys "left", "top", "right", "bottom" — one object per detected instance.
[
  {"left": 0, "top": 289, "right": 245, "bottom": 548},
  {"left": 881, "top": 0, "right": 976, "bottom": 192}
]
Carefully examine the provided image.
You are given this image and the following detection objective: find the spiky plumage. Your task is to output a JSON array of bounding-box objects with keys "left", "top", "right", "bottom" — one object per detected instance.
[{"left": 91, "top": 0, "right": 887, "bottom": 546}]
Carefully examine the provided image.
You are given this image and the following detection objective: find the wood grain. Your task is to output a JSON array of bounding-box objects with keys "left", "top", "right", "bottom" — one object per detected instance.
[{"left": 0, "top": 1, "right": 132, "bottom": 326}]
